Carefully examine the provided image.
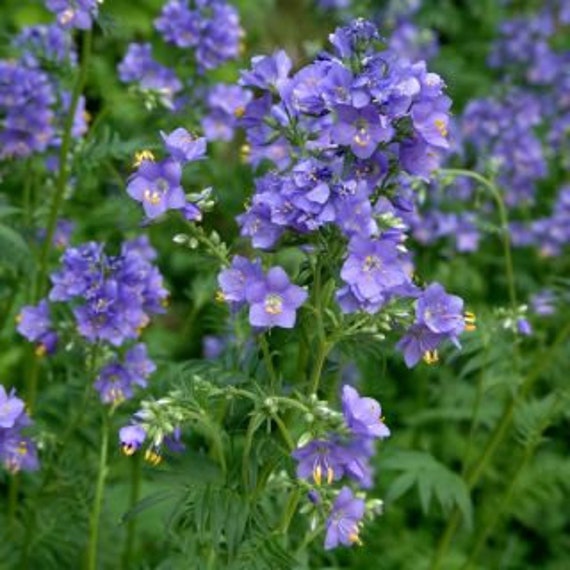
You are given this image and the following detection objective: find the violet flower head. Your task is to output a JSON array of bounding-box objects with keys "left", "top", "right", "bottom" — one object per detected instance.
[
  {"left": 161, "top": 128, "right": 206, "bottom": 164},
  {"left": 46, "top": 0, "right": 100, "bottom": 30},
  {"left": 16, "top": 300, "right": 51, "bottom": 343},
  {"left": 246, "top": 266, "right": 308, "bottom": 329},
  {"left": 126, "top": 158, "right": 186, "bottom": 219},
  {"left": 292, "top": 439, "right": 348, "bottom": 485},
  {"left": 124, "top": 343, "right": 156, "bottom": 385},
  {"left": 341, "top": 385, "right": 390, "bottom": 439},
  {"left": 119, "top": 424, "right": 147, "bottom": 456},
  {"left": 0, "top": 386, "right": 25, "bottom": 429},
  {"left": 331, "top": 105, "right": 394, "bottom": 159},
  {"left": 396, "top": 324, "right": 444, "bottom": 368},
  {"left": 94, "top": 362, "right": 136, "bottom": 405},
  {"left": 240, "top": 50, "right": 292, "bottom": 92},
  {"left": 325, "top": 487, "right": 365, "bottom": 550},
  {"left": 416, "top": 282, "right": 465, "bottom": 336},
  {"left": 217, "top": 256, "right": 264, "bottom": 309}
]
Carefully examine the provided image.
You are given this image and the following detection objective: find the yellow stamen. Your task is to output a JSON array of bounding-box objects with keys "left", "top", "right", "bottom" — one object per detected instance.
[
  {"left": 423, "top": 350, "right": 439, "bottom": 365},
  {"left": 122, "top": 444, "right": 136, "bottom": 456},
  {"left": 349, "top": 530, "right": 363, "bottom": 546},
  {"left": 15, "top": 314, "right": 22, "bottom": 324},
  {"left": 133, "top": 150, "right": 156, "bottom": 168},
  {"left": 313, "top": 465, "right": 322, "bottom": 486},
  {"left": 464, "top": 311, "right": 476, "bottom": 331},
  {"left": 144, "top": 449, "right": 162, "bottom": 466},
  {"left": 35, "top": 344, "right": 47, "bottom": 358},
  {"left": 234, "top": 106, "right": 245, "bottom": 119},
  {"left": 264, "top": 294, "right": 283, "bottom": 315},
  {"left": 327, "top": 467, "right": 334, "bottom": 485},
  {"left": 240, "top": 144, "right": 250, "bottom": 163},
  {"left": 434, "top": 118, "right": 448, "bottom": 138}
]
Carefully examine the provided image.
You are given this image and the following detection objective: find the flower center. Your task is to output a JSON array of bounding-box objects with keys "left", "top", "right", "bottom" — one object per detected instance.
[
  {"left": 434, "top": 118, "right": 448, "bottom": 137},
  {"left": 143, "top": 189, "right": 162, "bottom": 205},
  {"left": 362, "top": 255, "right": 380, "bottom": 272},
  {"left": 264, "top": 293, "right": 283, "bottom": 315}
]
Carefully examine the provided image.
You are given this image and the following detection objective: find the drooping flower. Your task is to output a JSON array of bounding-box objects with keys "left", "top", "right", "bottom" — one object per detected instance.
[
  {"left": 119, "top": 424, "right": 147, "bottom": 455},
  {"left": 416, "top": 282, "right": 465, "bottom": 336},
  {"left": 324, "top": 487, "right": 365, "bottom": 549},
  {"left": 292, "top": 439, "right": 349, "bottom": 485},
  {"left": 341, "top": 385, "right": 390, "bottom": 440}
]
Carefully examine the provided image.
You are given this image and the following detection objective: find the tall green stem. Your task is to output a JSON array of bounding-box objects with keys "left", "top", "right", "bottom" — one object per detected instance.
[
  {"left": 260, "top": 334, "right": 278, "bottom": 391},
  {"left": 440, "top": 169, "right": 517, "bottom": 309},
  {"left": 87, "top": 411, "right": 110, "bottom": 570},
  {"left": 122, "top": 453, "right": 142, "bottom": 569},
  {"left": 34, "top": 29, "right": 93, "bottom": 302}
]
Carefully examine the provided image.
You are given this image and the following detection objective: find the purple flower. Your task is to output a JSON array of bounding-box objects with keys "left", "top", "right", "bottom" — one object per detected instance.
[
  {"left": 125, "top": 343, "right": 156, "bottom": 385},
  {"left": 218, "top": 256, "right": 264, "bottom": 309},
  {"left": 240, "top": 50, "right": 292, "bottom": 92},
  {"left": 94, "top": 362, "right": 136, "bottom": 405},
  {"left": 517, "top": 317, "right": 533, "bottom": 336},
  {"left": 396, "top": 324, "right": 444, "bottom": 368},
  {"left": 161, "top": 128, "right": 206, "bottom": 164},
  {"left": 338, "top": 236, "right": 411, "bottom": 314},
  {"left": 332, "top": 105, "right": 394, "bottom": 159},
  {"left": 46, "top": 0, "right": 99, "bottom": 30},
  {"left": 16, "top": 300, "right": 51, "bottom": 343},
  {"left": 292, "top": 439, "right": 348, "bottom": 485},
  {"left": 324, "top": 487, "right": 365, "bottom": 549},
  {"left": 341, "top": 385, "right": 390, "bottom": 439},
  {"left": 119, "top": 424, "right": 147, "bottom": 455},
  {"left": 416, "top": 283, "right": 465, "bottom": 336},
  {"left": 0, "top": 386, "right": 25, "bottom": 429},
  {"left": 126, "top": 158, "right": 186, "bottom": 219},
  {"left": 246, "top": 267, "right": 308, "bottom": 329},
  {"left": 1, "top": 435, "right": 39, "bottom": 473}
]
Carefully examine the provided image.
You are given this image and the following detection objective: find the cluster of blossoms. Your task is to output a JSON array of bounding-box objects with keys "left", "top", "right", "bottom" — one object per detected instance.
[
  {"left": 224, "top": 19, "right": 466, "bottom": 363},
  {"left": 292, "top": 386, "right": 389, "bottom": 549},
  {"left": 410, "top": 1, "right": 570, "bottom": 262},
  {"left": 0, "top": 386, "right": 39, "bottom": 474},
  {"left": 218, "top": 257, "right": 308, "bottom": 329},
  {"left": 0, "top": 16, "right": 86, "bottom": 161},
  {"left": 118, "top": 0, "right": 243, "bottom": 111},
  {"left": 126, "top": 128, "right": 208, "bottom": 221},
  {"left": 118, "top": 43, "right": 183, "bottom": 110},
  {"left": 155, "top": 0, "right": 242, "bottom": 71},
  {"left": 17, "top": 237, "right": 167, "bottom": 404}
]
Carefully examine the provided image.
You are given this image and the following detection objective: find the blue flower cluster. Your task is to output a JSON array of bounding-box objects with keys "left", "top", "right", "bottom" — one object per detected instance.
[
  {"left": 0, "top": 17, "right": 86, "bottom": 161},
  {"left": 118, "top": 0, "right": 243, "bottom": 110},
  {"left": 17, "top": 237, "right": 167, "bottom": 405},
  {"left": 155, "top": 0, "right": 242, "bottom": 72},
  {"left": 292, "top": 385, "right": 389, "bottom": 549},
  {"left": 0, "top": 386, "right": 39, "bottom": 474}
]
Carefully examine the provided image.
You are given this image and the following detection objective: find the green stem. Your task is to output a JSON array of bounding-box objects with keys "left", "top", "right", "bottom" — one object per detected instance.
[
  {"left": 260, "top": 334, "right": 278, "bottom": 390},
  {"left": 309, "top": 341, "right": 331, "bottom": 395},
  {"left": 440, "top": 169, "right": 517, "bottom": 310},
  {"left": 430, "top": 321, "right": 570, "bottom": 570},
  {"left": 34, "top": 29, "right": 92, "bottom": 303},
  {"left": 8, "top": 474, "right": 19, "bottom": 534},
  {"left": 87, "top": 411, "right": 110, "bottom": 570},
  {"left": 278, "top": 488, "right": 302, "bottom": 534},
  {"left": 272, "top": 413, "right": 295, "bottom": 451},
  {"left": 121, "top": 453, "right": 142, "bottom": 570}
]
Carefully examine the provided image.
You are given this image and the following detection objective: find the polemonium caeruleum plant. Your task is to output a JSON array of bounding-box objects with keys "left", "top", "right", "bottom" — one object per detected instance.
[{"left": 2, "top": 2, "right": 570, "bottom": 570}]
